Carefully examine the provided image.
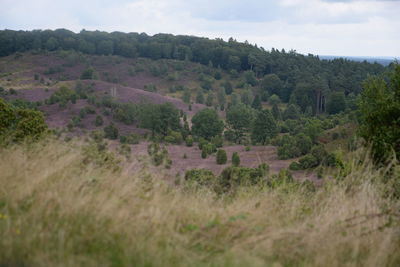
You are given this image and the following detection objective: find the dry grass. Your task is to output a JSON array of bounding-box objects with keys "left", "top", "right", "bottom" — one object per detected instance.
[{"left": 0, "top": 139, "right": 399, "bottom": 266}]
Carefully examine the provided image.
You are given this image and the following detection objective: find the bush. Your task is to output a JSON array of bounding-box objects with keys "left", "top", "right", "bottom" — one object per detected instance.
[
  {"left": 120, "top": 133, "right": 140, "bottom": 144},
  {"left": 216, "top": 149, "right": 227, "bottom": 164},
  {"left": 94, "top": 115, "right": 104, "bottom": 126},
  {"left": 186, "top": 136, "right": 194, "bottom": 147},
  {"left": 165, "top": 130, "right": 183, "bottom": 144},
  {"left": 299, "top": 154, "right": 319, "bottom": 169},
  {"left": 0, "top": 99, "right": 48, "bottom": 143},
  {"left": 104, "top": 124, "right": 119, "bottom": 140},
  {"left": 289, "top": 161, "right": 301, "bottom": 171},
  {"left": 232, "top": 152, "right": 240, "bottom": 167},
  {"left": 211, "top": 135, "right": 223, "bottom": 148},
  {"left": 184, "top": 169, "right": 216, "bottom": 186},
  {"left": 201, "top": 149, "right": 207, "bottom": 159}
]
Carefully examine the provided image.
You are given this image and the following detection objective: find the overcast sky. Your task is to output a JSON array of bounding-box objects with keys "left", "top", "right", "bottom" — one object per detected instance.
[{"left": 1, "top": 0, "right": 399, "bottom": 57}]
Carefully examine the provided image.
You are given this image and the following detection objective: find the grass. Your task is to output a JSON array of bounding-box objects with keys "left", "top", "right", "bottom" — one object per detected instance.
[{"left": 0, "top": 138, "right": 399, "bottom": 266}]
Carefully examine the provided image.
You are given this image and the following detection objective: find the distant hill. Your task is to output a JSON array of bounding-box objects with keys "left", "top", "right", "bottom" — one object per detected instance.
[{"left": 320, "top": 55, "right": 397, "bottom": 66}]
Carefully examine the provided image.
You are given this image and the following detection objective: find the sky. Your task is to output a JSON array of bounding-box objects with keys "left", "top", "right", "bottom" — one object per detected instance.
[{"left": 0, "top": 0, "right": 399, "bottom": 57}]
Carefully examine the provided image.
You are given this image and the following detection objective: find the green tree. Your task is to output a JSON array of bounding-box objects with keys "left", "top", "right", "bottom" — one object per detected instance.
[
  {"left": 283, "top": 104, "right": 300, "bottom": 120},
  {"left": 226, "top": 103, "right": 255, "bottom": 143},
  {"left": 232, "top": 152, "right": 240, "bottom": 167},
  {"left": 182, "top": 88, "right": 191, "bottom": 104},
  {"left": 206, "top": 92, "right": 214, "bottom": 107},
  {"left": 216, "top": 149, "right": 227, "bottom": 164},
  {"left": 269, "top": 94, "right": 281, "bottom": 105},
  {"left": 196, "top": 90, "right": 204, "bottom": 104},
  {"left": 261, "top": 74, "right": 283, "bottom": 97},
  {"left": 271, "top": 103, "right": 282, "bottom": 121},
  {"left": 358, "top": 64, "right": 400, "bottom": 163},
  {"left": 251, "top": 109, "right": 278, "bottom": 144},
  {"left": 191, "top": 108, "right": 224, "bottom": 140},
  {"left": 326, "top": 91, "right": 346, "bottom": 114},
  {"left": 251, "top": 95, "right": 262, "bottom": 110}
]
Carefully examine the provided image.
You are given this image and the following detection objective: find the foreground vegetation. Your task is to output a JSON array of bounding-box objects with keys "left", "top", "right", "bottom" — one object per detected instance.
[{"left": 0, "top": 138, "right": 399, "bottom": 266}]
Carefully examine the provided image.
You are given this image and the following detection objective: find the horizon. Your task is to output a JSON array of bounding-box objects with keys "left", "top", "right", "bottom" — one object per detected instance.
[{"left": 1, "top": 0, "right": 399, "bottom": 58}]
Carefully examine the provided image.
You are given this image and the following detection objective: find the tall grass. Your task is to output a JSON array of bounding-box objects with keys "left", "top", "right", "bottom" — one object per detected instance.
[{"left": 0, "top": 139, "right": 399, "bottom": 266}]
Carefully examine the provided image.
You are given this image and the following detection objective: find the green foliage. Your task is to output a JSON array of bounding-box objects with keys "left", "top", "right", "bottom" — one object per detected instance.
[
  {"left": 251, "top": 109, "right": 278, "bottom": 145},
  {"left": 119, "top": 133, "right": 140, "bottom": 144},
  {"left": 283, "top": 104, "right": 301, "bottom": 120},
  {"left": 184, "top": 169, "right": 216, "bottom": 186},
  {"left": 298, "top": 154, "right": 320, "bottom": 169},
  {"left": 94, "top": 115, "right": 104, "bottom": 126},
  {"left": 104, "top": 123, "right": 119, "bottom": 140},
  {"left": 261, "top": 74, "right": 283, "bottom": 97},
  {"left": 269, "top": 94, "right": 281, "bottom": 105},
  {"left": 211, "top": 135, "right": 224, "bottom": 148},
  {"left": 251, "top": 95, "right": 262, "bottom": 110},
  {"left": 0, "top": 98, "right": 48, "bottom": 143},
  {"left": 358, "top": 64, "right": 400, "bottom": 163},
  {"left": 195, "top": 90, "right": 204, "bottom": 104},
  {"left": 185, "top": 136, "right": 194, "bottom": 147},
  {"left": 164, "top": 130, "right": 183, "bottom": 144},
  {"left": 80, "top": 67, "right": 95, "bottom": 80},
  {"left": 182, "top": 88, "right": 191, "bottom": 104},
  {"left": 226, "top": 103, "right": 255, "bottom": 143},
  {"left": 191, "top": 108, "right": 224, "bottom": 140},
  {"left": 216, "top": 149, "right": 227, "bottom": 165},
  {"left": 271, "top": 103, "right": 282, "bottom": 121},
  {"left": 232, "top": 152, "right": 240, "bottom": 167},
  {"left": 327, "top": 91, "right": 346, "bottom": 114},
  {"left": 219, "top": 166, "right": 265, "bottom": 191}
]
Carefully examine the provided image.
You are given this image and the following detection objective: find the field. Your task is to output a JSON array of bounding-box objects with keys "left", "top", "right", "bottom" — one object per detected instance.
[{"left": 0, "top": 139, "right": 399, "bottom": 266}]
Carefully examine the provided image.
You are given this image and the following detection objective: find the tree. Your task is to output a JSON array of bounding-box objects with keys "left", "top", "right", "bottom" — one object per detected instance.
[
  {"left": 271, "top": 103, "right": 282, "bottom": 121},
  {"left": 223, "top": 80, "right": 233, "bottom": 95},
  {"left": 241, "top": 89, "right": 253, "bottom": 106},
  {"left": 326, "top": 91, "right": 346, "bottom": 114},
  {"left": 232, "top": 152, "right": 240, "bottom": 166},
  {"left": 269, "top": 94, "right": 281, "bottom": 105},
  {"left": 182, "top": 88, "right": 191, "bottom": 104},
  {"left": 226, "top": 103, "right": 255, "bottom": 143},
  {"left": 251, "top": 95, "right": 262, "bottom": 110},
  {"left": 358, "top": 64, "right": 400, "bottom": 163},
  {"left": 216, "top": 149, "right": 227, "bottom": 164},
  {"left": 97, "top": 40, "right": 114, "bottom": 55},
  {"left": 196, "top": 90, "right": 204, "bottom": 104},
  {"left": 243, "top": 70, "right": 257, "bottom": 86},
  {"left": 206, "top": 92, "right": 214, "bottom": 107},
  {"left": 217, "top": 87, "right": 226, "bottom": 109},
  {"left": 261, "top": 74, "right": 283, "bottom": 97},
  {"left": 191, "top": 108, "right": 224, "bottom": 140},
  {"left": 283, "top": 104, "right": 300, "bottom": 120},
  {"left": 251, "top": 109, "right": 278, "bottom": 144}
]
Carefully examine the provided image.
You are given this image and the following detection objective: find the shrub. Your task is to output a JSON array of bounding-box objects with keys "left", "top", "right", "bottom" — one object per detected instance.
[
  {"left": 184, "top": 169, "right": 216, "bottom": 186},
  {"left": 104, "top": 123, "right": 118, "bottom": 140},
  {"left": 165, "top": 130, "right": 183, "bottom": 144},
  {"left": 299, "top": 154, "right": 319, "bottom": 169},
  {"left": 232, "top": 152, "right": 240, "bottom": 167},
  {"left": 201, "top": 149, "right": 207, "bottom": 159},
  {"left": 289, "top": 161, "right": 301, "bottom": 171},
  {"left": 218, "top": 166, "right": 265, "bottom": 191},
  {"left": 216, "top": 149, "right": 227, "bottom": 164},
  {"left": 186, "top": 136, "right": 194, "bottom": 147},
  {"left": 120, "top": 133, "right": 140, "bottom": 144},
  {"left": 94, "top": 115, "right": 104, "bottom": 126},
  {"left": 211, "top": 135, "right": 223, "bottom": 148}
]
